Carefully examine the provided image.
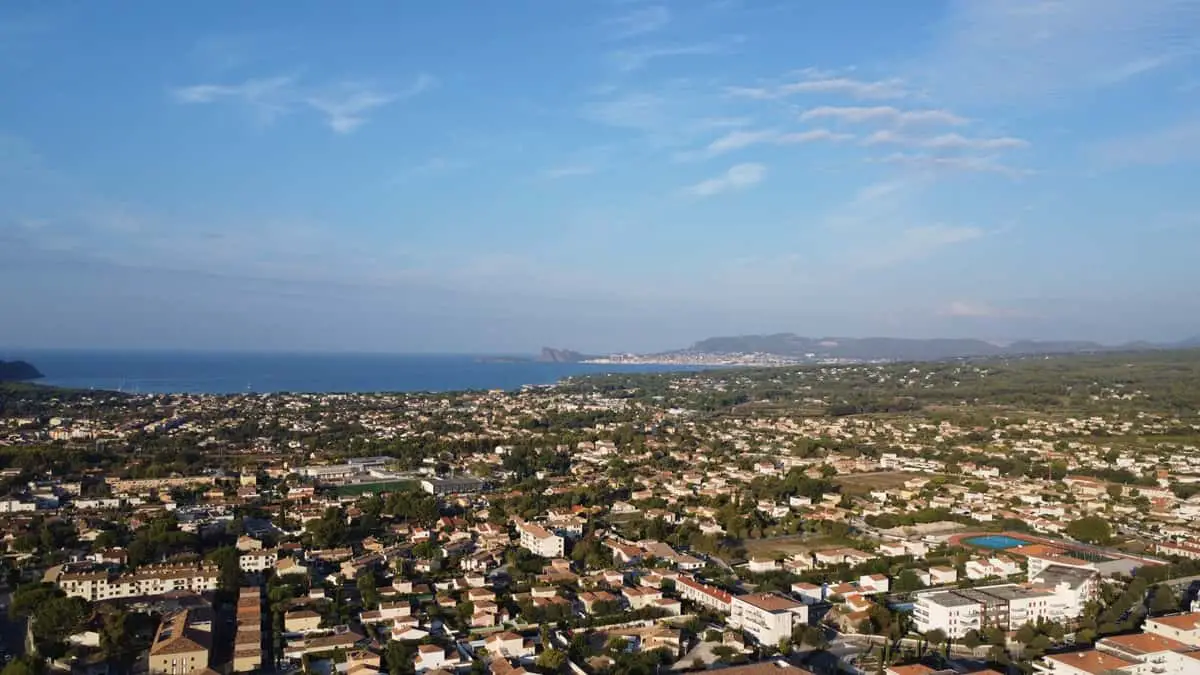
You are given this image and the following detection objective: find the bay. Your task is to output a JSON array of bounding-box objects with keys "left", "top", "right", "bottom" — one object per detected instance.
[{"left": 10, "top": 350, "right": 694, "bottom": 394}]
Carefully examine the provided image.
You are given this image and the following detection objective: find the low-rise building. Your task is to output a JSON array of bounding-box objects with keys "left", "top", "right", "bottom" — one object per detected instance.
[
  {"left": 730, "top": 593, "right": 809, "bottom": 646},
  {"left": 148, "top": 608, "right": 212, "bottom": 675}
]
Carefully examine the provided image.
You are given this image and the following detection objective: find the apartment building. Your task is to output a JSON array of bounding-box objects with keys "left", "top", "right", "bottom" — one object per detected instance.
[
  {"left": 676, "top": 575, "right": 733, "bottom": 614},
  {"left": 233, "top": 587, "right": 263, "bottom": 673},
  {"left": 1145, "top": 612, "right": 1200, "bottom": 647},
  {"left": 58, "top": 562, "right": 220, "bottom": 601},
  {"left": 514, "top": 519, "right": 564, "bottom": 558},
  {"left": 913, "top": 585, "right": 1057, "bottom": 639},
  {"left": 730, "top": 593, "right": 810, "bottom": 646},
  {"left": 239, "top": 548, "right": 278, "bottom": 572},
  {"left": 148, "top": 608, "right": 212, "bottom": 675},
  {"left": 1034, "top": 636, "right": 1200, "bottom": 675},
  {"left": 107, "top": 475, "right": 214, "bottom": 494}
]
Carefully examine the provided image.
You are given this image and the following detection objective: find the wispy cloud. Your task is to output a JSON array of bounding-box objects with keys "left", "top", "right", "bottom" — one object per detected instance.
[
  {"left": 611, "top": 38, "right": 738, "bottom": 71},
  {"left": 938, "top": 300, "right": 1023, "bottom": 318},
  {"left": 543, "top": 165, "right": 596, "bottom": 179},
  {"left": 391, "top": 156, "right": 472, "bottom": 183},
  {"left": 912, "top": 0, "right": 1200, "bottom": 104},
  {"left": 605, "top": 5, "right": 671, "bottom": 39},
  {"left": 872, "top": 153, "right": 1032, "bottom": 178},
  {"left": 799, "top": 106, "right": 967, "bottom": 126},
  {"left": 728, "top": 69, "right": 909, "bottom": 100},
  {"left": 683, "top": 127, "right": 851, "bottom": 159},
  {"left": 855, "top": 224, "right": 986, "bottom": 269},
  {"left": 684, "top": 162, "right": 766, "bottom": 196},
  {"left": 863, "top": 131, "right": 1029, "bottom": 151},
  {"left": 171, "top": 73, "right": 435, "bottom": 134}
]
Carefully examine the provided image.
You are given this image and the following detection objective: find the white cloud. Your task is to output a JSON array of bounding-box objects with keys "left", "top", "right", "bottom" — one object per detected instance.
[
  {"left": 684, "top": 163, "right": 766, "bottom": 196},
  {"left": 611, "top": 40, "right": 736, "bottom": 71},
  {"left": 687, "top": 127, "right": 851, "bottom": 159},
  {"left": 728, "top": 70, "right": 909, "bottom": 100},
  {"left": 799, "top": 106, "right": 967, "bottom": 126},
  {"left": 172, "top": 73, "right": 434, "bottom": 134},
  {"left": 606, "top": 5, "right": 671, "bottom": 39},
  {"left": 913, "top": 0, "right": 1200, "bottom": 104},
  {"left": 543, "top": 165, "right": 596, "bottom": 179},
  {"left": 939, "top": 300, "right": 1021, "bottom": 318},
  {"left": 873, "top": 153, "right": 1032, "bottom": 178},
  {"left": 863, "top": 131, "right": 1028, "bottom": 150}
]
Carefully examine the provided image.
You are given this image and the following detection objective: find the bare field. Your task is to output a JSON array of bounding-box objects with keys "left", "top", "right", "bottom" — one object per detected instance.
[
  {"left": 742, "top": 534, "right": 854, "bottom": 558},
  {"left": 833, "top": 470, "right": 924, "bottom": 495}
]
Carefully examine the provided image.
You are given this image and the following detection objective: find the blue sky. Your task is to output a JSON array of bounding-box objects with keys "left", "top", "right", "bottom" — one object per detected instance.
[{"left": 2, "top": 0, "right": 1200, "bottom": 353}]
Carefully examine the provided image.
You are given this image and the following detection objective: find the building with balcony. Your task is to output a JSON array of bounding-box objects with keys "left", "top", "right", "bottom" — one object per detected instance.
[{"left": 730, "top": 593, "right": 809, "bottom": 646}]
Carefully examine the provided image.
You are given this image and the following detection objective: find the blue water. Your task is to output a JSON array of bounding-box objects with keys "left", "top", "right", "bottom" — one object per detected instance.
[
  {"left": 9, "top": 350, "right": 700, "bottom": 394},
  {"left": 965, "top": 535, "right": 1030, "bottom": 550}
]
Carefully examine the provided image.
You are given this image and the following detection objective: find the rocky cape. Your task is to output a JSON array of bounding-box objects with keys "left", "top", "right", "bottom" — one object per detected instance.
[{"left": 0, "top": 360, "right": 44, "bottom": 381}]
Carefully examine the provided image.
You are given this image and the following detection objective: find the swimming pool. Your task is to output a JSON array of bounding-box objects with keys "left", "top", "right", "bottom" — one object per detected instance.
[{"left": 964, "top": 535, "right": 1031, "bottom": 550}]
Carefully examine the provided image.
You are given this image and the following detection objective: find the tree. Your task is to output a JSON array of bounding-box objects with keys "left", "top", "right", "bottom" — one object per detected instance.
[
  {"left": 801, "top": 626, "right": 828, "bottom": 650},
  {"left": 1066, "top": 516, "right": 1113, "bottom": 545},
  {"left": 101, "top": 609, "right": 137, "bottom": 668},
  {"left": 0, "top": 659, "right": 36, "bottom": 675},
  {"left": 536, "top": 648, "right": 567, "bottom": 672},
  {"left": 711, "top": 646, "right": 736, "bottom": 663},
  {"left": 893, "top": 570, "right": 925, "bottom": 593},
  {"left": 1015, "top": 623, "right": 1037, "bottom": 645},
  {"left": 207, "top": 546, "right": 242, "bottom": 591},
  {"left": 924, "top": 628, "right": 948, "bottom": 656},
  {"left": 358, "top": 573, "right": 380, "bottom": 608},
  {"left": 961, "top": 630, "right": 982, "bottom": 650},
  {"left": 31, "top": 595, "right": 90, "bottom": 659},
  {"left": 1149, "top": 584, "right": 1179, "bottom": 615}
]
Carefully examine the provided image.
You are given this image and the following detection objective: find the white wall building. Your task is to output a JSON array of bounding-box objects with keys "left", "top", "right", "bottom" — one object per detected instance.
[
  {"left": 514, "top": 519, "right": 564, "bottom": 558},
  {"left": 729, "top": 593, "right": 809, "bottom": 646}
]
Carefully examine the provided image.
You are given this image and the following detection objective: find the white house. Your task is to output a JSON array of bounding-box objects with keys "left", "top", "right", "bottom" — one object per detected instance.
[{"left": 729, "top": 593, "right": 809, "bottom": 646}]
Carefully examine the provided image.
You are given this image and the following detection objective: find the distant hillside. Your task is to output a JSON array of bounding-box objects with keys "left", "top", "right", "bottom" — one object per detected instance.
[
  {"left": 0, "top": 360, "right": 43, "bottom": 381},
  {"left": 684, "top": 333, "right": 1194, "bottom": 362},
  {"left": 538, "top": 347, "right": 595, "bottom": 363}
]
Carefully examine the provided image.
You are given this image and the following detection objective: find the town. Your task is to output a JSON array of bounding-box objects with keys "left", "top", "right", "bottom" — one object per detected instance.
[{"left": 3, "top": 351, "right": 1200, "bottom": 675}]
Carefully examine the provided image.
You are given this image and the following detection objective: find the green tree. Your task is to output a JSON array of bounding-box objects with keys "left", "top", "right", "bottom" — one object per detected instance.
[
  {"left": 711, "top": 645, "right": 736, "bottom": 663},
  {"left": 1065, "top": 516, "right": 1113, "bottom": 545},
  {"left": 31, "top": 595, "right": 90, "bottom": 659},
  {"left": 206, "top": 546, "right": 242, "bottom": 591},
  {"left": 893, "top": 570, "right": 925, "bottom": 593},
  {"left": 536, "top": 648, "right": 567, "bottom": 672},
  {"left": 0, "top": 658, "right": 36, "bottom": 675},
  {"left": 1149, "top": 584, "right": 1179, "bottom": 615},
  {"left": 961, "top": 630, "right": 982, "bottom": 650},
  {"left": 358, "top": 573, "right": 380, "bottom": 608}
]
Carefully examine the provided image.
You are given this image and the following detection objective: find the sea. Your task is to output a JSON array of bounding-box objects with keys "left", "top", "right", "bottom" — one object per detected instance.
[{"left": 8, "top": 350, "right": 698, "bottom": 395}]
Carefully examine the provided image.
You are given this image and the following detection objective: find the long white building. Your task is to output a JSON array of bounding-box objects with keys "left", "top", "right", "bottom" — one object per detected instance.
[
  {"left": 914, "top": 564, "right": 1097, "bottom": 638},
  {"left": 56, "top": 562, "right": 220, "bottom": 601}
]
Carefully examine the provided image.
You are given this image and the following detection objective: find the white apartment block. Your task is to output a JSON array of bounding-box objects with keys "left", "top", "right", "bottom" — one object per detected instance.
[
  {"left": 730, "top": 593, "right": 809, "bottom": 646},
  {"left": 57, "top": 562, "right": 220, "bottom": 601},
  {"left": 914, "top": 585, "right": 1059, "bottom": 639},
  {"left": 514, "top": 519, "right": 564, "bottom": 558},
  {"left": 1145, "top": 612, "right": 1200, "bottom": 647},
  {"left": 239, "top": 549, "right": 278, "bottom": 573},
  {"left": 676, "top": 575, "right": 733, "bottom": 614}
]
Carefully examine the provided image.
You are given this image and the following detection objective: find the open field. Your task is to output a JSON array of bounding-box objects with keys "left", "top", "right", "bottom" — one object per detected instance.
[
  {"left": 743, "top": 534, "right": 855, "bottom": 559},
  {"left": 833, "top": 471, "right": 925, "bottom": 495}
]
